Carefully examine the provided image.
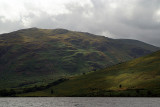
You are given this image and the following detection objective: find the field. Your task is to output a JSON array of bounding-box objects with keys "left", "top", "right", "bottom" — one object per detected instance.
[{"left": 18, "top": 51, "right": 160, "bottom": 97}]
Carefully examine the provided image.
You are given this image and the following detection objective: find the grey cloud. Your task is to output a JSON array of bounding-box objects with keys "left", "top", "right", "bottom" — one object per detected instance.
[
  {"left": 119, "top": 0, "right": 160, "bottom": 30},
  {"left": 0, "top": 18, "right": 24, "bottom": 34}
]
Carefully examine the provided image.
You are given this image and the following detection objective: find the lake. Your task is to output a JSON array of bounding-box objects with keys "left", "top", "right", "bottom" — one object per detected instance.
[{"left": 0, "top": 97, "right": 160, "bottom": 107}]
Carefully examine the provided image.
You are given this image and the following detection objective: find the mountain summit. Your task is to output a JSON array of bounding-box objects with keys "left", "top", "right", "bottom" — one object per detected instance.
[{"left": 0, "top": 28, "right": 159, "bottom": 88}]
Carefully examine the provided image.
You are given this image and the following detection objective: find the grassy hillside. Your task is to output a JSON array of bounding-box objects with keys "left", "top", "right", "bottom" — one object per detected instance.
[
  {"left": 20, "top": 50, "right": 160, "bottom": 97},
  {"left": 0, "top": 28, "right": 159, "bottom": 89}
]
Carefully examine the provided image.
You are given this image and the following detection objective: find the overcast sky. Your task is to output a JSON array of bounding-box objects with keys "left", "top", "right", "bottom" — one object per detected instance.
[{"left": 0, "top": 0, "right": 160, "bottom": 47}]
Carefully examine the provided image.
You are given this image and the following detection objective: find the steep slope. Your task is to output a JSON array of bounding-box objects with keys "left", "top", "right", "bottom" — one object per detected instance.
[
  {"left": 22, "top": 50, "right": 160, "bottom": 97},
  {"left": 0, "top": 28, "right": 159, "bottom": 88}
]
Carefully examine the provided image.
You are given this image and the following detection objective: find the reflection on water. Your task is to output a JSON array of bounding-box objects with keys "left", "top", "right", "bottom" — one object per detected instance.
[{"left": 0, "top": 97, "right": 160, "bottom": 107}]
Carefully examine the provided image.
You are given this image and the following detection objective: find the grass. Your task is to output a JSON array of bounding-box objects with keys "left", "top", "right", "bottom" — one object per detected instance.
[{"left": 19, "top": 50, "right": 160, "bottom": 97}]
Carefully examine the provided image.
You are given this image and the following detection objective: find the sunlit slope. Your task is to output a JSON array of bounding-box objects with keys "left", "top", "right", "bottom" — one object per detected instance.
[
  {"left": 23, "top": 51, "right": 160, "bottom": 96},
  {"left": 0, "top": 28, "right": 159, "bottom": 88}
]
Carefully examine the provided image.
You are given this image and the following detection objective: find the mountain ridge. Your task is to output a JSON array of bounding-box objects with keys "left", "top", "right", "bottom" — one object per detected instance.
[{"left": 0, "top": 28, "right": 159, "bottom": 89}]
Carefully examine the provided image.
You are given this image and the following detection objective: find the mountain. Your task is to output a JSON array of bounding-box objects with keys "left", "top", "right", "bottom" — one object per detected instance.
[
  {"left": 21, "top": 50, "right": 160, "bottom": 97},
  {"left": 0, "top": 28, "right": 159, "bottom": 88}
]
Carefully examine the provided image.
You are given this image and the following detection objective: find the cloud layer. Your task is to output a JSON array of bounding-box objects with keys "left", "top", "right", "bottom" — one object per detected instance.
[{"left": 0, "top": 0, "right": 160, "bottom": 46}]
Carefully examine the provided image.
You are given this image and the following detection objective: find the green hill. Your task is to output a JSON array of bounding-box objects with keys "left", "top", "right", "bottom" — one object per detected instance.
[
  {"left": 20, "top": 50, "right": 160, "bottom": 97},
  {"left": 0, "top": 28, "right": 159, "bottom": 89}
]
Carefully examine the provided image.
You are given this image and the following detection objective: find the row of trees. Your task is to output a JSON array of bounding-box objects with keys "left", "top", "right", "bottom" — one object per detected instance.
[
  {"left": 0, "top": 89, "right": 16, "bottom": 97},
  {"left": 0, "top": 78, "right": 69, "bottom": 96},
  {"left": 23, "top": 78, "right": 69, "bottom": 93}
]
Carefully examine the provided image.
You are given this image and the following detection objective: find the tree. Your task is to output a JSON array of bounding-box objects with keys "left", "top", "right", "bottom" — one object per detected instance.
[
  {"left": 119, "top": 84, "right": 122, "bottom": 88},
  {"left": 9, "top": 89, "right": 16, "bottom": 96},
  {"left": 0, "top": 89, "right": 8, "bottom": 96},
  {"left": 51, "top": 89, "right": 54, "bottom": 94},
  {"left": 136, "top": 89, "right": 140, "bottom": 94},
  {"left": 147, "top": 90, "right": 152, "bottom": 96}
]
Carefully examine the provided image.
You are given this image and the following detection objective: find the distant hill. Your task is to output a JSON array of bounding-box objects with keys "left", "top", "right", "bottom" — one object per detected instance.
[
  {"left": 0, "top": 28, "right": 159, "bottom": 88},
  {"left": 21, "top": 50, "right": 160, "bottom": 97}
]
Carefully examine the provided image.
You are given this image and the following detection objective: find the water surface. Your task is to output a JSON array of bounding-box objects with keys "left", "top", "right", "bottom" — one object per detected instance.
[{"left": 0, "top": 97, "right": 160, "bottom": 107}]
